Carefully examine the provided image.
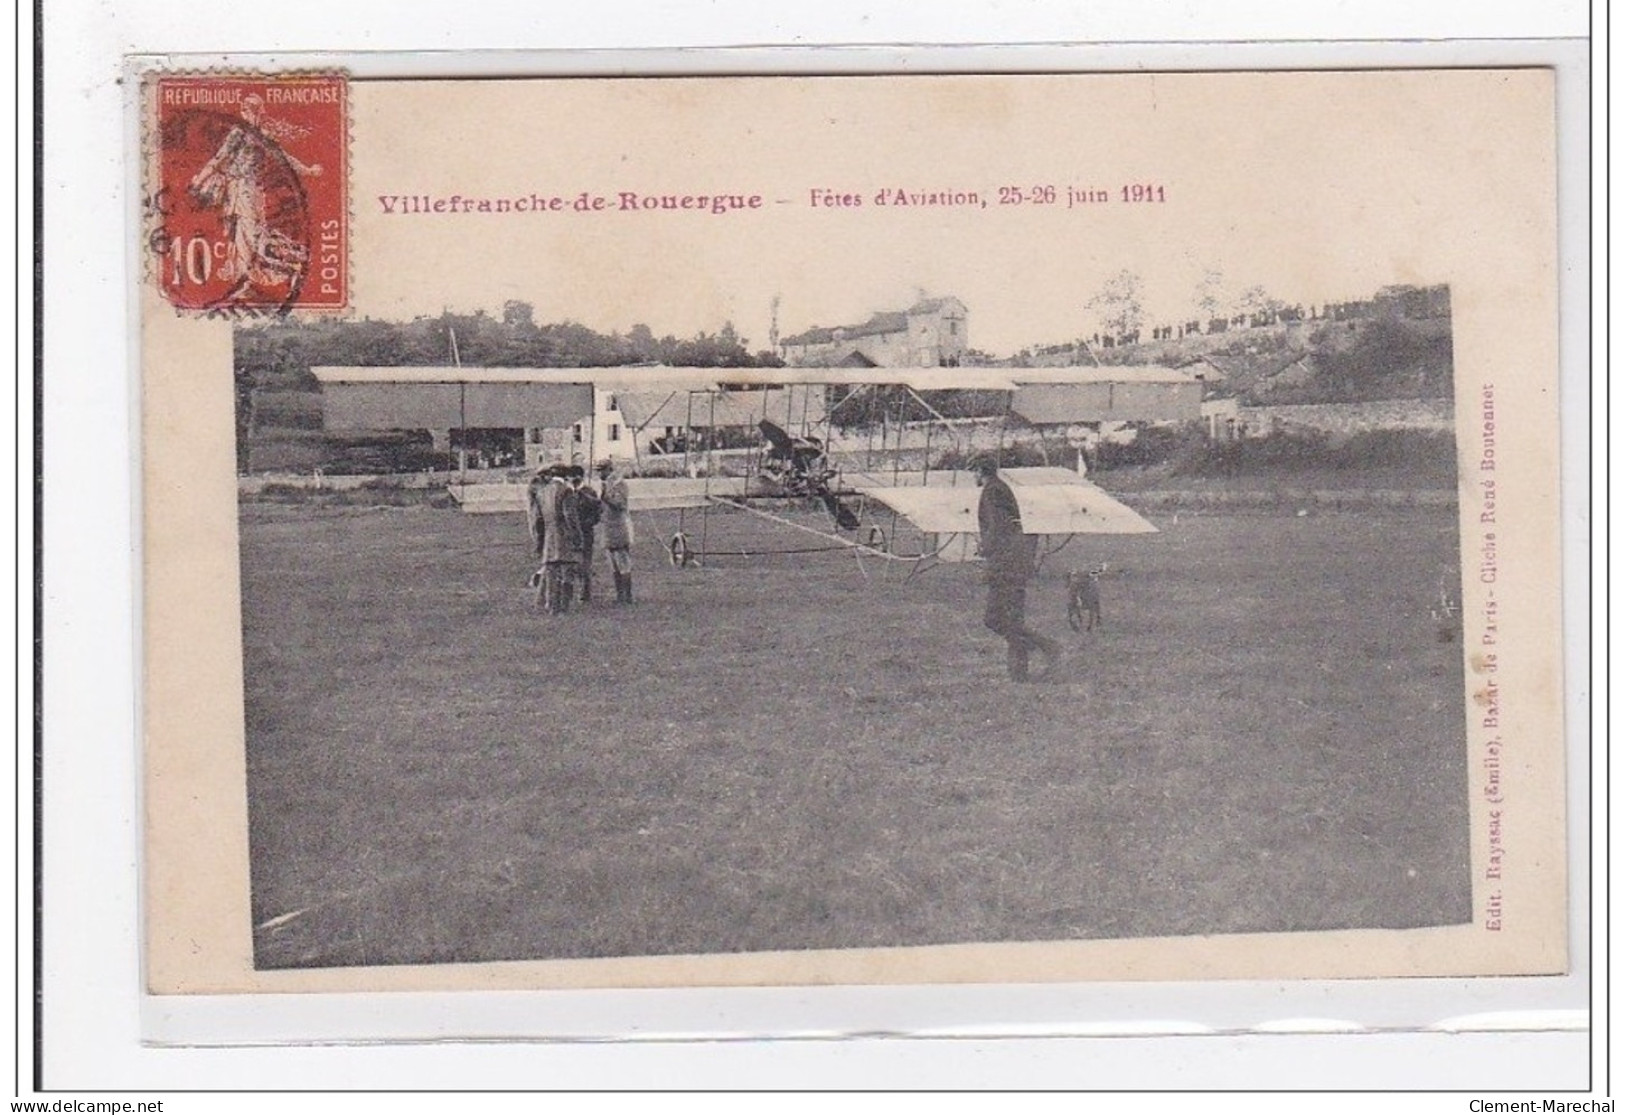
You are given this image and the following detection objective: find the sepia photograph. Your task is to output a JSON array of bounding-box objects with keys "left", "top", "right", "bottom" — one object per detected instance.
[
  {"left": 235, "top": 286, "right": 1470, "bottom": 970},
  {"left": 139, "top": 68, "right": 1567, "bottom": 991}
]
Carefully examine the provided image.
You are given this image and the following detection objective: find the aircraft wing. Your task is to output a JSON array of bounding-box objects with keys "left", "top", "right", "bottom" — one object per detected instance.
[
  {"left": 1002, "top": 466, "right": 1159, "bottom": 534},
  {"left": 624, "top": 476, "right": 750, "bottom": 511},
  {"left": 848, "top": 484, "right": 980, "bottom": 535},
  {"left": 450, "top": 468, "right": 1155, "bottom": 533},
  {"left": 1004, "top": 482, "right": 1158, "bottom": 534},
  {"left": 448, "top": 477, "right": 749, "bottom": 514},
  {"left": 850, "top": 468, "right": 1157, "bottom": 535}
]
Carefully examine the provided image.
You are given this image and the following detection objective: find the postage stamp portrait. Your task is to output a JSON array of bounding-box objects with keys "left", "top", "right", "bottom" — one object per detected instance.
[
  {"left": 148, "top": 75, "right": 347, "bottom": 312},
  {"left": 138, "top": 68, "right": 1568, "bottom": 994}
]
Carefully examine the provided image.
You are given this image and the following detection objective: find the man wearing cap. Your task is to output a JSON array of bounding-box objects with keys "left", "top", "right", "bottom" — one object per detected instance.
[
  {"left": 537, "top": 466, "right": 585, "bottom": 614},
  {"left": 975, "top": 456, "right": 1059, "bottom": 681},
  {"left": 567, "top": 466, "right": 603, "bottom": 605},
  {"left": 596, "top": 459, "right": 636, "bottom": 604}
]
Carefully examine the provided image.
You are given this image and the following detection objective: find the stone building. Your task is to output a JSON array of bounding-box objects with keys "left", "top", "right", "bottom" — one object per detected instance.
[{"left": 778, "top": 296, "right": 968, "bottom": 368}]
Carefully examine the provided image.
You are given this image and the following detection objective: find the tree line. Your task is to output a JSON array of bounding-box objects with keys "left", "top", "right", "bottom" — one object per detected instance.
[{"left": 236, "top": 300, "right": 782, "bottom": 391}]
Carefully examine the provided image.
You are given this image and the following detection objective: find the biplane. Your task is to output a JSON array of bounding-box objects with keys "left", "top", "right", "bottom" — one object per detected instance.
[{"left": 310, "top": 364, "right": 1206, "bottom": 574}]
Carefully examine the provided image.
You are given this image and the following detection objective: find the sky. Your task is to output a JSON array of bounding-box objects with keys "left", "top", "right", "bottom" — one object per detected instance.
[{"left": 343, "top": 71, "right": 1552, "bottom": 357}]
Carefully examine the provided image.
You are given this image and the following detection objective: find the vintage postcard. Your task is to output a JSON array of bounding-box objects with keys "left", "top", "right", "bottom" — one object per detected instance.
[{"left": 138, "top": 68, "right": 1567, "bottom": 994}]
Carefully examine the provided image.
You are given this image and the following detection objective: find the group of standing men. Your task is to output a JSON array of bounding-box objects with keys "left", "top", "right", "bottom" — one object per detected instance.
[{"left": 527, "top": 460, "right": 634, "bottom": 614}]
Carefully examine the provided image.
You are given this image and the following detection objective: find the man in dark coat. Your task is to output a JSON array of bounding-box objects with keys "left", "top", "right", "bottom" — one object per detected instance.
[
  {"left": 567, "top": 466, "right": 602, "bottom": 604},
  {"left": 975, "top": 456, "right": 1059, "bottom": 681},
  {"left": 538, "top": 468, "right": 585, "bottom": 614}
]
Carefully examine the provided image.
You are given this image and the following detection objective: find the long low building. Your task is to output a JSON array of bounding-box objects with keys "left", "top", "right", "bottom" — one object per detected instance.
[{"left": 309, "top": 365, "right": 1205, "bottom": 468}]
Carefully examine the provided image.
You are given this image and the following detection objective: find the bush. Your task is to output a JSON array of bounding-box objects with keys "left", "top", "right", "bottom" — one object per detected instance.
[
  {"left": 246, "top": 430, "right": 449, "bottom": 475},
  {"left": 250, "top": 390, "right": 324, "bottom": 431},
  {"left": 1094, "top": 424, "right": 1204, "bottom": 471},
  {"left": 1297, "top": 319, "right": 1454, "bottom": 403},
  {"left": 1327, "top": 429, "right": 1456, "bottom": 473},
  {"left": 1172, "top": 428, "right": 1457, "bottom": 480},
  {"left": 931, "top": 443, "right": 1052, "bottom": 471},
  {"left": 632, "top": 458, "right": 691, "bottom": 479},
  {"left": 1177, "top": 430, "right": 1332, "bottom": 477}
]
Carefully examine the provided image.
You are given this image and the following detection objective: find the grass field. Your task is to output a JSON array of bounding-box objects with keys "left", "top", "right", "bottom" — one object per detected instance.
[{"left": 241, "top": 498, "right": 1470, "bottom": 969}]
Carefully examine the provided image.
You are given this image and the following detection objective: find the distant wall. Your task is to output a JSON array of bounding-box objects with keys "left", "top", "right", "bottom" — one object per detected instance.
[{"left": 1243, "top": 399, "right": 1454, "bottom": 437}]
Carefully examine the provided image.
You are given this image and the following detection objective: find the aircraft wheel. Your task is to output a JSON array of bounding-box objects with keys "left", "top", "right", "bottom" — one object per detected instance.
[
  {"left": 668, "top": 532, "right": 692, "bottom": 568},
  {"left": 865, "top": 525, "right": 887, "bottom": 552}
]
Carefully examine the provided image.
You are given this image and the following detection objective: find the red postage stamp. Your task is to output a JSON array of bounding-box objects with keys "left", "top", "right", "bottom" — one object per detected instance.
[{"left": 148, "top": 75, "right": 347, "bottom": 312}]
